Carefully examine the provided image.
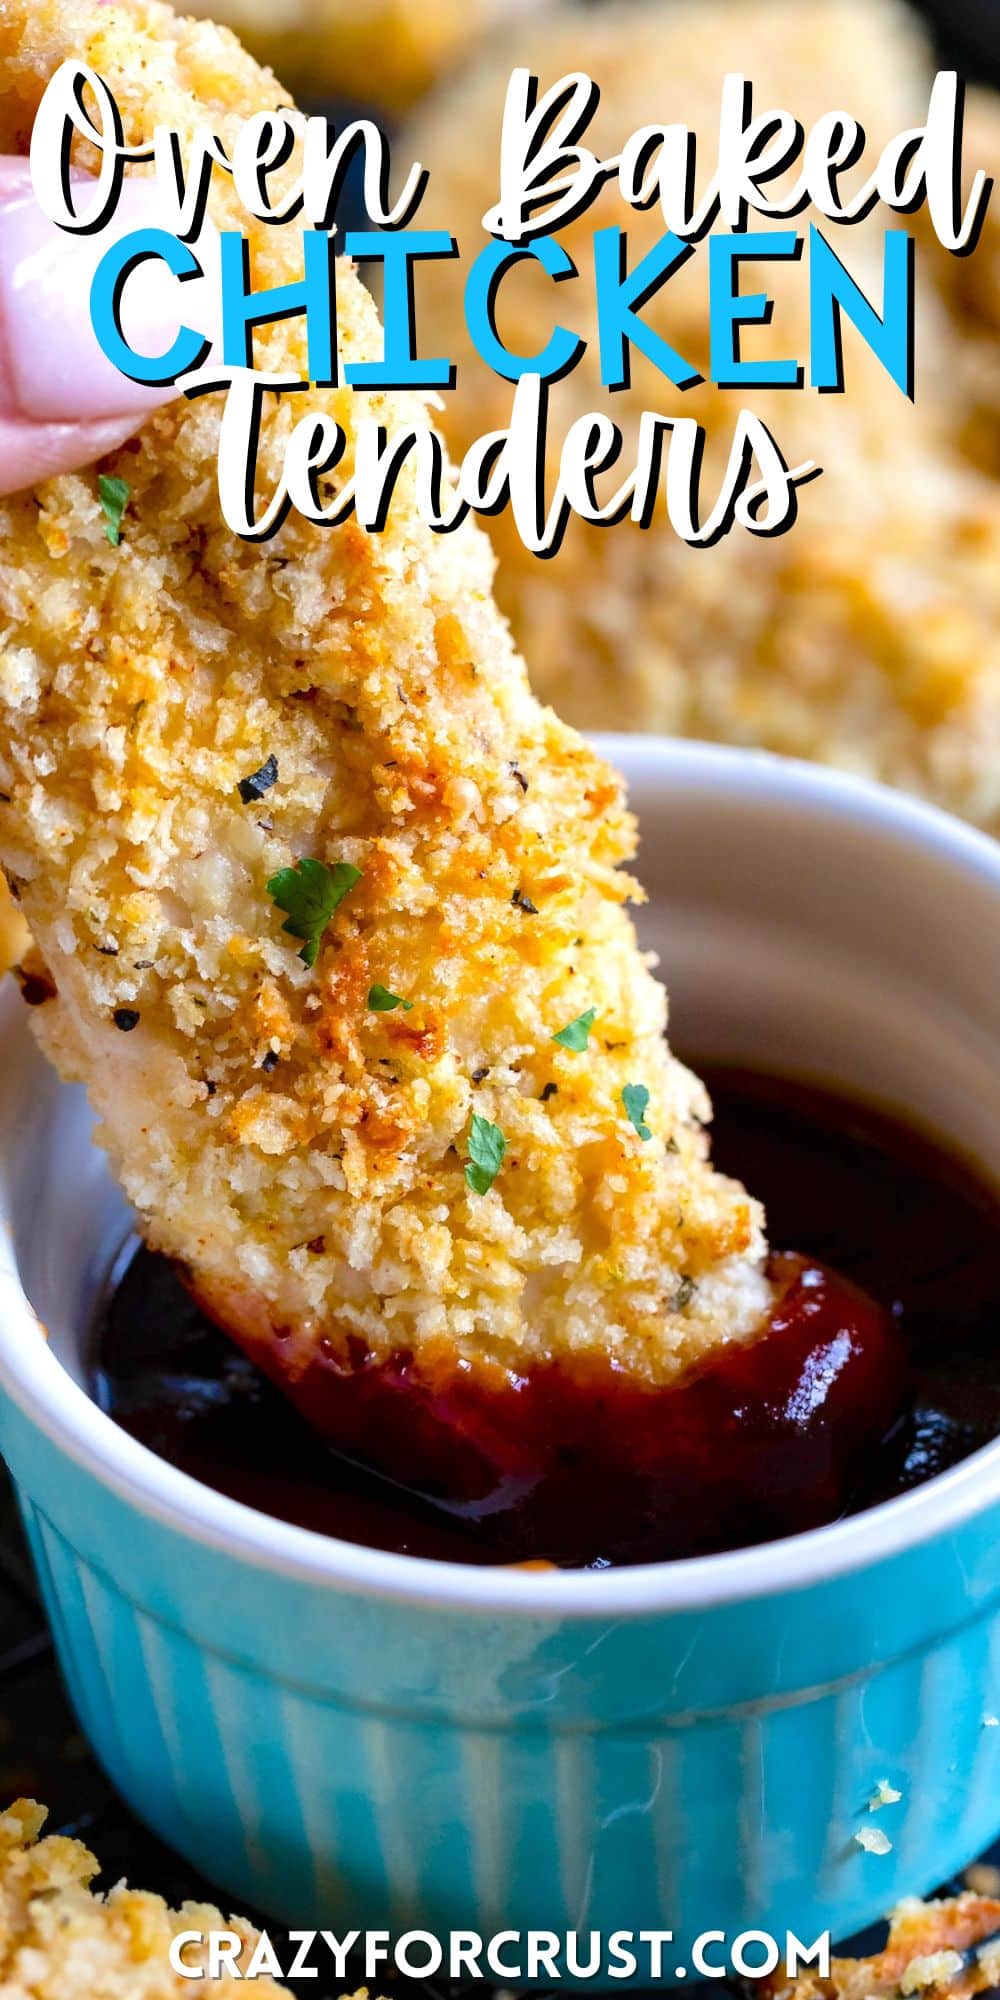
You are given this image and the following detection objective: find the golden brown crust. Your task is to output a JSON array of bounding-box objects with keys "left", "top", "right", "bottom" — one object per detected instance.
[{"left": 0, "top": 0, "right": 769, "bottom": 1390}]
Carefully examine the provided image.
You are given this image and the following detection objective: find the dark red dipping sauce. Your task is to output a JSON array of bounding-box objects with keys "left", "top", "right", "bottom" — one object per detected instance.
[{"left": 92, "top": 1067, "right": 1000, "bottom": 1569}]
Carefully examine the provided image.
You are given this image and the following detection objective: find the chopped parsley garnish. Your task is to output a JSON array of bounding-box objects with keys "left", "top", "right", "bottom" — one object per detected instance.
[
  {"left": 553, "top": 1007, "right": 597, "bottom": 1052},
  {"left": 266, "top": 857, "right": 361, "bottom": 968},
  {"left": 238, "top": 754, "right": 279, "bottom": 804},
  {"left": 368, "top": 984, "right": 413, "bottom": 1012},
  {"left": 98, "top": 475, "right": 131, "bottom": 547},
  {"left": 622, "top": 1082, "right": 652, "bottom": 1140},
  {"left": 465, "top": 1113, "right": 506, "bottom": 1196}
]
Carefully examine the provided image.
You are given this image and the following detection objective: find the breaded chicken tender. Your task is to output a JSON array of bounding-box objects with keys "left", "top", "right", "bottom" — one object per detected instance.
[
  {"left": 768, "top": 1892, "right": 1000, "bottom": 2000},
  {"left": 183, "top": 0, "right": 523, "bottom": 112},
  {"left": 406, "top": 0, "right": 1000, "bottom": 832},
  {"left": 0, "top": 0, "right": 773, "bottom": 1425},
  {"left": 0, "top": 1798, "right": 294, "bottom": 1997}
]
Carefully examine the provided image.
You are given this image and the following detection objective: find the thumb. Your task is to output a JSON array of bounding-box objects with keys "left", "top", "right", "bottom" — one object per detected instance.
[{"left": 0, "top": 158, "right": 218, "bottom": 496}]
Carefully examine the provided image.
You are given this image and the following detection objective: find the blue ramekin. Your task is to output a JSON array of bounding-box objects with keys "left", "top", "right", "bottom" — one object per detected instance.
[{"left": 1, "top": 741, "right": 998, "bottom": 1972}]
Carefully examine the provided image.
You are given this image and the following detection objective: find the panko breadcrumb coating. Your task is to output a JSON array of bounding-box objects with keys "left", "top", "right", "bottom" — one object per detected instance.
[
  {"left": 768, "top": 1892, "right": 1000, "bottom": 2000},
  {"left": 407, "top": 0, "right": 1000, "bottom": 832},
  {"left": 183, "top": 0, "right": 524, "bottom": 112},
  {"left": 0, "top": 0, "right": 771, "bottom": 1405},
  {"left": 0, "top": 1799, "right": 293, "bottom": 1998}
]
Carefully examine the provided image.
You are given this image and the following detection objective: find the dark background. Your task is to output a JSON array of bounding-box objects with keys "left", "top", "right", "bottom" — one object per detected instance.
[
  {"left": 918, "top": 0, "right": 999, "bottom": 87},
  {"left": 0, "top": 0, "right": 996, "bottom": 1989}
]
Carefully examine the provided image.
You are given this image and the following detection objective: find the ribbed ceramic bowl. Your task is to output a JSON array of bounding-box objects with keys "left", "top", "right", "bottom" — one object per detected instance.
[{"left": 1, "top": 740, "right": 999, "bottom": 1974}]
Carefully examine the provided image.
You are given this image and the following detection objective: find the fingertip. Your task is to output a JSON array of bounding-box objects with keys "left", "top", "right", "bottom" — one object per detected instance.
[
  {"left": 0, "top": 161, "right": 218, "bottom": 435},
  {"left": 0, "top": 415, "right": 145, "bottom": 500}
]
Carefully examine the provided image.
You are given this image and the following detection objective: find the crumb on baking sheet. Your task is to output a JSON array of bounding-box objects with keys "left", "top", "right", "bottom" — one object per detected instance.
[{"left": 0, "top": 1798, "right": 293, "bottom": 1997}]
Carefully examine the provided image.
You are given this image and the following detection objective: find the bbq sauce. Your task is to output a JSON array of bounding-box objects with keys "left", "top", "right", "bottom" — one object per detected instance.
[{"left": 93, "top": 1067, "right": 1000, "bottom": 1569}]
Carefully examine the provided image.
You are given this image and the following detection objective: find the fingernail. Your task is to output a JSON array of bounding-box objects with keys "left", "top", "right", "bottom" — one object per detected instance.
[{"left": 0, "top": 158, "right": 219, "bottom": 425}]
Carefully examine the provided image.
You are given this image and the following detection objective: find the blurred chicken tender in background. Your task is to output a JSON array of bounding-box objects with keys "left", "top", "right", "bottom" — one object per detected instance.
[
  {"left": 183, "top": 0, "right": 527, "bottom": 110},
  {"left": 406, "top": 0, "right": 1000, "bottom": 833}
]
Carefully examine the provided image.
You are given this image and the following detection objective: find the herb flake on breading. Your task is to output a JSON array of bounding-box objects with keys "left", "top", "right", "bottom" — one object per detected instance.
[
  {"left": 674, "top": 1275, "right": 697, "bottom": 1311},
  {"left": 553, "top": 1007, "right": 597, "bottom": 1052},
  {"left": 238, "top": 754, "right": 279, "bottom": 804},
  {"left": 622, "top": 1082, "right": 652, "bottom": 1140},
  {"left": 266, "top": 858, "right": 361, "bottom": 968},
  {"left": 113, "top": 1008, "right": 140, "bottom": 1032},
  {"left": 465, "top": 1113, "right": 506, "bottom": 1196},
  {"left": 511, "top": 887, "right": 538, "bottom": 914},
  {"left": 368, "top": 984, "right": 413, "bottom": 1013},
  {"left": 98, "top": 476, "right": 131, "bottom": 548}
]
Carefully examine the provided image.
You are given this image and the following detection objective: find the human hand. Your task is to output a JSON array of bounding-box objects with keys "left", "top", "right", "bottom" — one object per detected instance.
[{"left": 0, "top": 158, "right": 216, "bottom": 496}]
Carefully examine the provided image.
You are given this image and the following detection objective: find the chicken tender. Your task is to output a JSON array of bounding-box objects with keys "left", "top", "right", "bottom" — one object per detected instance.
[
  {"left": 0, "top": 1798, "right": 293, "bottom": 1997},
  {"left": 0, "top": 0, "right": 772, "bottom": 1430},
  {"left": 406, "top": 0, "right": 1000, "bottom": 831},
  {"left": 768, "top": 1892, "right": 1000, "bottom": 2000}
]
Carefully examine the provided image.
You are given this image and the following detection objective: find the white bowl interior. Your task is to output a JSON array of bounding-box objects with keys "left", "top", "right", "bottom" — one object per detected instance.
[
  {"left": 616, "top": 741, "right": 1000, "bottom": 1185},
  {"left": 0, "top": 1038, "right": 130, "bottom": 1393}
]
